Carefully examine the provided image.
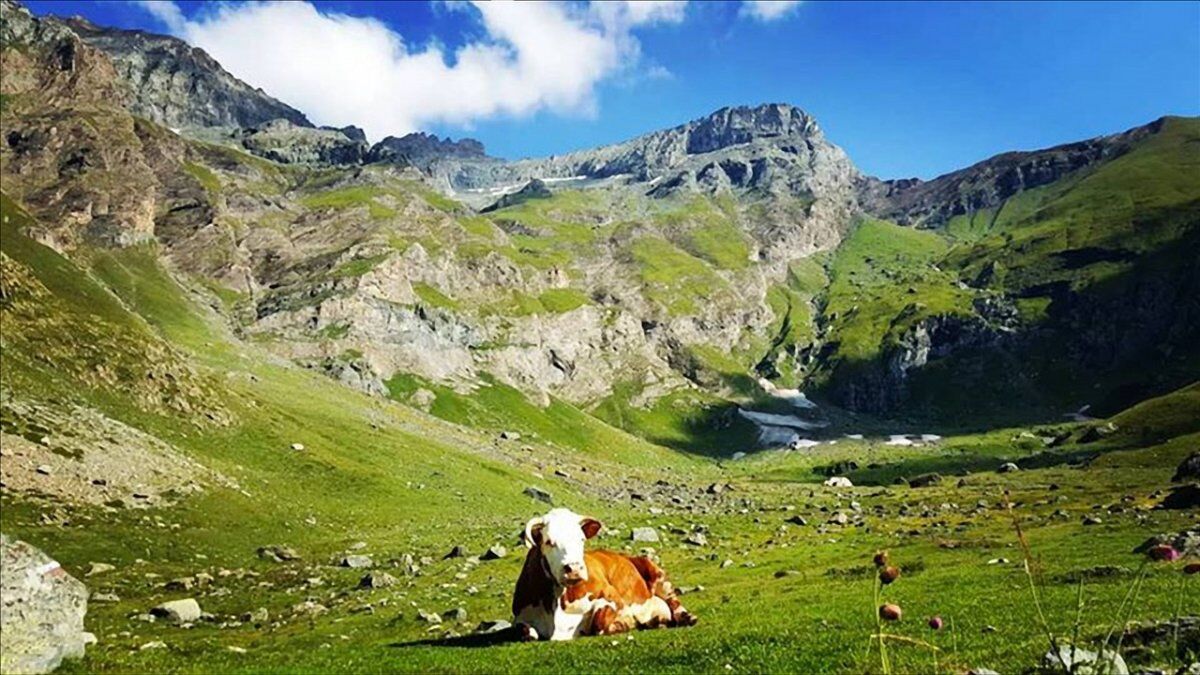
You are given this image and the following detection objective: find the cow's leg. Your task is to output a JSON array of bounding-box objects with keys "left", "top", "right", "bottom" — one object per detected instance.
[
  {"left": 665, "top": 596, "right": 698, "bottom": 627},
  {"left": 590, "top": 600, "right": 636, "bottom": 636}
]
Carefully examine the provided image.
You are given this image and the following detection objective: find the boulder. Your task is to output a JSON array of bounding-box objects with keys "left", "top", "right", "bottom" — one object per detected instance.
[
  {"left": 823, "top": 476, "right": 853, "bottom": 488},
  {"left": 1158, "top": 484, "right": 1200, "bottom": 510},
  {"left": 631, "top": 527, "right": 660, "bottom": 543},
  {"left": 358, "top": 572, "right": 397, "bottom": 589},
  {"left": 476, "top": 619, "right": 512, "bottom": 634},
  {"left": 340, "top": 555, "right": 374, "bottom": 569},
  {"left": 151, "top": 598, "right": 201, "bottom": 624},
  {"left": 1174, "top": 452, "right": 1200, "bottom": 482},
  {"left": 909, "top": 473, "right": 943, "bottom": 488},
  {"left": 523, "top": 486, "right": 553, "bottom": 504},
  {"left": 1078, "top": 422, "right": 1118, "bottom": 444},
  {"left": 1042, "top": 645, "right": 1128, "bottom": 675},
  {"left": 997, "top": 462, "right": 1020, "bottom": 473},
  {"left": 257, "top": 545, "right": 301, "bottom": 562},
  {"left": 1, "top": 535, "right": 93, "bottom": 674},
  {"left": 481, "top": 545, "right": 507, "bottom": 561},
  {"left": 1134, "top": 530, "right": 1199, "bottom": 557}
]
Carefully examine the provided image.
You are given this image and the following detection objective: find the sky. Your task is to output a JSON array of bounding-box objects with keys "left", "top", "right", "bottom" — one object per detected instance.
[{"left": 26, "top": 0, "right": 1200, "bottom": 179}]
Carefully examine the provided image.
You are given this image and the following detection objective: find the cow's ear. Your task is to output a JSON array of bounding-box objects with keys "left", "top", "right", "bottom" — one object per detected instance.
[
  {"left": 523, "top": 517, "right": 545, "bottom": 549},
  {"left": 580, "top": 517, "right": 602, "bottom": 540}
]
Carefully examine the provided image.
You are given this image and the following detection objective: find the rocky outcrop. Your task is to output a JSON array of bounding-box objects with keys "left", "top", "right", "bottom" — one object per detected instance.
[
  {"left": 0, "top": 535, "right": 94, "bottom": 674},
  {"left": 235, "top": 119, "right": 366, "bottom": 165},
  {"left": 368, "top": 132, "right": 488, "bottom": 168},
  {"left": 62, "top": 16, "right": 311, "bottom": 130},
  {"left": 856, "top": 118, "right": 1163, "bottom": 229}
]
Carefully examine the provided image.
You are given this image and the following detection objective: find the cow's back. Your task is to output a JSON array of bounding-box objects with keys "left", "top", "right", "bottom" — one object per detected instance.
[{"left": 581, "top": 549, "right": 655, "bottom": 604}]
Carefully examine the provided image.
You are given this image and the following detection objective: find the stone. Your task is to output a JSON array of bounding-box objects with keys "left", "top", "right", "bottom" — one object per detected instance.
[
  {"left": 92, "top": 592, "right": 120, "bottom": 603},
  {"left": 476, "top": 619, "right": 512, "bottom": 634},
  {"left": 909, "top": 473, "right": 943, "bottom": 488},
  {"left": 631, "top": 527, "right": 660, "bottom": 543},
  {"left": 785, "top": 515, "right": 808, "bottom": 526},
  {"left": 358, "top": 572, "right": 397, "bottom": 589},
  {"left": 347, "top": 541, "right": 367, "bottom": 551},
  {"left": 997, "top": 462, "right": 1020, "bottom": 473},
  {"left": 523, "top": 486, "right": 553, "bottom": 504},
  {"left": 151, "top": 598, "right": 202, "bottom": 624},
  {"left": 1159, "top": 484, "right": 1200, "bottom": 510},
  {"left": 499, "top": 431, "right": 521, "bottom": 441},
  {"left": 242, "top": 608, "right": 269, "bottom": 624},
  {"left": 444, "top": 545, "right": 467, "bottom": 559},
  {"left": 291, "top": 601, "right": 327, "bottom": 616},
  {"left": 720, "top": 559, "right": 734, "bottom": 569},
  {"left": 85, "top": 562, "right": 115, "bottom": 577},
  {"left": 774, "top": 569, "right": 800, "bottom": 578},
  {"left": 340, "top": 555, "right": 374, "bottom": 569},
  {"left": 35, "top": 464, "right": 53, "bottom": 475},
  {"left": 1043, "top": 645, "right": 1128, "bottom": 675},
  {"left": 442, "top": 607, "right": 468, "bottom": 622},
  {"left": 828, "top": 512, "right": 850, "bottom": 526},
  {"left": 416, "top": 610, "right": 442, "bottom": 624},
  {"left": 289, "top": 443, "right": 305, "bottom": 451},
  {"left": 257, "top": 545, "right": 300, "bottom": 562},
  {"left": 0, "top": 535, "right": 92, "bottom": 674},
  {"left": 823, "top": 477, "right": 853, "bottom": 488},
  {"left": 481, "top": 544, "right": 507, "bottom": 560},
  {"left": 1082, "top": 515, "right": 1103, "bottom": 526},
  {"left": 1174, "top": 452, "right": 1200, "bottom": 482},
  {"left": 683, "top": 532, "right": 708, "bottom": 546},
  {"left": 706, "top": 483, "right": 727, "bottom": 495},
  {"left": 1134, "top": 530, "right": 1199, "bottom": 557},
  {"left": 1078, "top": 423, "right": 1118, "bottom": 444}
]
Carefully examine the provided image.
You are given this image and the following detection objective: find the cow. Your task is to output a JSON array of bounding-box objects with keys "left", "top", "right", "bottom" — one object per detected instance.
[{"left": 511, "top": 508, "right": 697, "bottom": 641}]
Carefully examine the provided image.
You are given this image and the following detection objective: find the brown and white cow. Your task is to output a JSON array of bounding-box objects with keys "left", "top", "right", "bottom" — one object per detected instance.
[{"left": 511, "top": 508, "right": 697, "bottom": 641}]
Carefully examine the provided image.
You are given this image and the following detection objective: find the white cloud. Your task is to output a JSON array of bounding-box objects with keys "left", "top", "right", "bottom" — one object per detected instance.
[
  {"left": 132, "top": 1, "right": 686, "bottom": 141},
  {"left": 740, "top": 1, "right": 803, "bottom": 21}
]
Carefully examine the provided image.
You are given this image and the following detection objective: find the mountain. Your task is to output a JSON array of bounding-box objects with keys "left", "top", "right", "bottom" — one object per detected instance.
[
  {"left": 60, "top": 13, "right": 312, "bottom": 130},
  {"left": 2, "top": 0, "right": 1197, "bottom": 446}
]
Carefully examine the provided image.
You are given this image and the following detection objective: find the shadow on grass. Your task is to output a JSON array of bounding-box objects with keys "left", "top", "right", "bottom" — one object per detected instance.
[
  {"left": 847, "top": 446, "right": 1105, "bottom": 486},
  {"left": 389, "top": 628, "right": 520, "bottom": 649}
]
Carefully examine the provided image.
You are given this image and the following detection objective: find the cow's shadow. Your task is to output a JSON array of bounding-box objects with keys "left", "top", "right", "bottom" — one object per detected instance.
[{"left": 389, "top": 627, "right": 521, "bottom": 649}]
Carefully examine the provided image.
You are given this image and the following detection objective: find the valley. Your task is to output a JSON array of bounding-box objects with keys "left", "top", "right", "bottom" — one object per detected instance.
[{"left": 1, "top": 1, "right": 1197, "bottom": 672}]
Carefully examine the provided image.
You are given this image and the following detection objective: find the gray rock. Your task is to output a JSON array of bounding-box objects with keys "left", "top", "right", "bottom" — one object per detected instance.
[
  {"left": 0, "top": 535, "right": 93, "bottom": 674},
  {"left": 785, "top": 515, "right": 808, "bottom": 526},
  {"left": 1043, "top": 645, "right": 1128, "bottom": 675},
  {"left": 444, "top": 545, "right": 467, "bottom": 560},
  {"left": 340, "top": 555, "right": 374, "bottom": 569},
  {"left": 358, "top": 572, "right": 397, "bottom": 589},
  {"left": 476, "top": 619, "right": 512, "bottom": 634},
  {"left": 257, "top": 545, "right": 300, "bottom": 562},
  {"left": 481, "top": 545, "right": 507, "bottom": 561},
  {"left": 823, "top": 477, "right": 853, "bottom": 488},
  {"left": 631, "top": 527, "right": 660, "bottom": 543},
  {"left": 1174, "top": 452, "right": 1200, "bottom": 482},
  {"left": 683, "top": 532, "right": 708, "bottom": 546},
  {"left": 909, "top": 473, "right": 943, "bottom": 488},
  {"left": 91, "top": 592, "right": 120, "bottom": 603},
  {"left": 85, "top": 562, "right": 115, "bottom": 576},
  {"left": 241, "top": 608, "right": 269, "bottom": 624},
  {"left": 416, "top": 610, "right": 442, "bottom": 624},
  {"left": 442, "top": 607, "right": 468, "bottom": 622},
  {"left": 523, "top": 486, "right": 553, "bottom": 504},
  {"left": 151, "top": 598, "right": 201, "bottom": 624},
  {"left": 998, "top": 462, "right": 1020, "bottom": 473}
]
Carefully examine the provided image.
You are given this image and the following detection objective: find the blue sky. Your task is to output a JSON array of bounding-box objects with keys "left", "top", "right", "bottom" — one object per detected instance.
[{"left": 27, "top": 1, "right": 1200, "bottom": 179}]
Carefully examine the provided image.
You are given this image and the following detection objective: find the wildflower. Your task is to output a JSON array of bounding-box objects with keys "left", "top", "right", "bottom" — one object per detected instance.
[
  {"left": 1147, "top": 544, "right": 1180, "bottom": 562},
  {"left": 879, "top": 566, "right": 901, "bottom": 585},
  {"left": 879, "top": 604, "right": 902, "bottom": 621},
  {"left": 1184, "top": 562, "right": 1200, "bottom": 575},
  {"left": 873, "top": 551, "right": 889, "bottom": 567},
  {"left": 928, "top": 616, "right": 944, "bottom": 630}
]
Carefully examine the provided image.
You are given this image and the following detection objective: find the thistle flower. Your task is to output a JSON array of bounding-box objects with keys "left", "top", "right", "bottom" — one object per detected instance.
[
  {"left": 873, "top": 550, "right": 889, "bottom": 568},
  {"left": 1147, "top": 544, "right": 1180, "bottom": 562},
  {"left": 928, "top": 616, "right": 944, "bottom": 630},
  {"left": 879, "top": 565, "right": 901, "bottom": 585},
  {"left": 1185, "top": 562, "right": 1200, "bottom": 575},
  {"left": 879, "top": 603, "right": 902, "bottom": 621}
]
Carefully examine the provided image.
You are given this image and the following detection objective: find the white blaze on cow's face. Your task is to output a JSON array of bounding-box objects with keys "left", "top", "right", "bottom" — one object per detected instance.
[{"left": 524, "top": 508, "right": 601, "bottom": 586}]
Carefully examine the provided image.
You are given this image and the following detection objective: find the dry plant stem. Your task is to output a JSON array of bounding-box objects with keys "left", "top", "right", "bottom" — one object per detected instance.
[
  {"left": 874, "top": 575, "right": 890, "bottom": 675},
  {"left": 1104, "top": 565, "right": 1147, "bottom": 673},
  {"left": 1173, "top": 574, "right": 1185, "bottom": 667},
  {"left": 1008, "top": 498, "right": 1066, "bottom": 674}
]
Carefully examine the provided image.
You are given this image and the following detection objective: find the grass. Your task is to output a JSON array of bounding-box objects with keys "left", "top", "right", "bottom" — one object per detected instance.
[
  {"left": 183, "top": 162, "right": 221, "bottom": 194},
  {"left": 629, "top": 236, "right": 731, "bottom": 317},
  {"left": 299, "top": 186, "right": 397, "bottom": 220}
]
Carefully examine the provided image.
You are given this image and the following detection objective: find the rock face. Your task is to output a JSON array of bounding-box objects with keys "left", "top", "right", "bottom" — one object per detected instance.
[
  {"left": 235, "top": 119, "right": 366, "bottom": 165},
  {"left": 63, "top": 16, "right": 311, "bottom": 130},
  {"left": 0, "top": 534, "right": 93, "bottom": 674},
  {"left": 368, "top": 132, "right": 488, "bottom": 168}
]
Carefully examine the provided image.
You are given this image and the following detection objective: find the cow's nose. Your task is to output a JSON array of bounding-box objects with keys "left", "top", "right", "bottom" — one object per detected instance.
[{"left": 563, "top": 564, "right": 583, "bottom": 579}]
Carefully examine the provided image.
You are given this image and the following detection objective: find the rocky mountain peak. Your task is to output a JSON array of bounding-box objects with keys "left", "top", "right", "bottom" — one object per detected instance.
[
  {"left": 368, "top": 132, "right": 489, "bottom": 168},
  {"left": 684, "top": 103, "right": 820, "bottom": 154}
]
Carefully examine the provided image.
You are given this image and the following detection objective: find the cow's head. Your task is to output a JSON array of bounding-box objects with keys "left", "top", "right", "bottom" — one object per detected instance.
[{"left": 523, "top": 508, "right": 602, "bottom": 586}]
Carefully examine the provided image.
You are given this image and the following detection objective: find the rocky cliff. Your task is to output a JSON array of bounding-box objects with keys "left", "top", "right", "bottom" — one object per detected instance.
[{"left": 61, "top": 15, "right": 311, "bottom": 130}]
